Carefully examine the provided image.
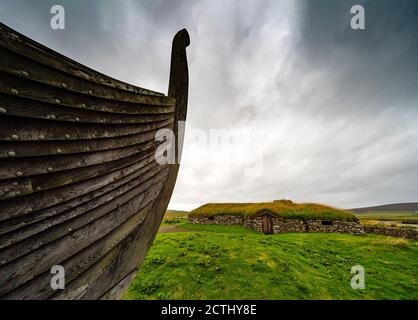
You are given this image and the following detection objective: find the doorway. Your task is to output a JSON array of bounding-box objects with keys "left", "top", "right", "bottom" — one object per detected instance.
[{"left": 262, "top": 214, "right": 274, "bottom": 234}]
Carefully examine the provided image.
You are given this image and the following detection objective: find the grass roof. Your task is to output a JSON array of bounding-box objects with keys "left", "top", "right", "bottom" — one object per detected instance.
[{"left": 190, "top": 200, "right": 357, "bottom": 222}]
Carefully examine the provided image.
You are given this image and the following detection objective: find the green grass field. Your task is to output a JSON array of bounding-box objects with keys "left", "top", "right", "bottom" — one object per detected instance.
[
  {"left": 160, "top": 210, "right": 189, "bottom": 227},
  {"left": 124, "top": 224, "right": 418, "bottom": 300},
  {"left": 355, "top": 211, "right": 418, "bottom": 224}
]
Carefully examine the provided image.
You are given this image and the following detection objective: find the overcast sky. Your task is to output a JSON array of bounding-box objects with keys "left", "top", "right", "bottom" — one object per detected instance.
[{"left": 1, "top": 0, "right": 417, "bottom": 210}]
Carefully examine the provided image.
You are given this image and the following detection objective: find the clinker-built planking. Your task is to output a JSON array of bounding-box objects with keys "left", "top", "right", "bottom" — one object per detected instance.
[{"left": 0, "top": 22, "right": 190, "bottom": 299}]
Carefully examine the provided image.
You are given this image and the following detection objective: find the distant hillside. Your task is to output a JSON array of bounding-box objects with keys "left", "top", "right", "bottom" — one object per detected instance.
[
  {"left": 164, "top": 210, "right": 189, "bottom": 219},
  {"left": 350, "top": 202, "right": 418, "bottom": 214}
]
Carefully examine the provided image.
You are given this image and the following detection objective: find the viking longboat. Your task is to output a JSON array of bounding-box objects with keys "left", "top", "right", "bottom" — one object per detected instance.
[{"left": 0, "top": 22, "right": 189, "bottom": 299}]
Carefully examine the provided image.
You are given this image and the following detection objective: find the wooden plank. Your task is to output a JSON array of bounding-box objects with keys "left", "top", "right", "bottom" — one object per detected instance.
[
  {"left": 0, "top": 139, "right": 161, "bottom": 180},
  {"left": 0, "top": 178, "right": 165, "bottom": 296},
  {"left": 0, "top": 92, "right": 174, "bottom": 124},
  {"left": 0, "top": 70, "right": 174, "bottom": 109},
  {"left": 0, "top": 151, "right": 158, "bottom": 221},
  {"left": 0, "top": 168, "right": 168, "bottom": 265},
  {"left": 0, "top": 115, "right": 173, "bottom": 141},
  {"left": 0, "top": 48, "right": 171, "bottom": 105},
  {"left": 0, "top": 163, "right": 168, "bottom": 247},
  {"left": 0, "top": 23, "right": 165, "bottom": 98},
  {"left": 3, "top": 204, "right": 153, "bottom": 300},
  {"left": 0, "top": 141, "right": 157, "bottom": 200},
  {"left": 0, "top": 123, "right": 173, "bottom": 158},
  {"left": 99, "top": 270, "right": 138, "bottom": 300},
  {"left": 0, "top": 155, "right": 160, "bottom": 224}
]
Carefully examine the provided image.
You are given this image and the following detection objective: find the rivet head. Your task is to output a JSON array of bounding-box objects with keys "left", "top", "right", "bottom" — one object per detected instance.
[
  {"left": 11, "top": 134, "right": 19, "bottom": 140},
  {"left": 80, "top": 103, "right": 86, "bottom": 108},
  {"left": 75, "top": 117, "right": 80, "bottom": 122},
  {"left": 20, "top": 70, "right": 29, "bottom": 77},
  {"left": 77, "top": 162, "right": 82, "bottom": 167},
  {"left": 54, "top": 99, "right": 61, "bottom": 104},
  {"left": 8, "top": 151, "right": 16, "bottom": 157},
  {"left": 64, "top": 134, "right": 70, "bottom": 139},
  {"left": 61, "top": 82, "right": 67, "bottom": 88},
  {"left": 36, "top": 186, "right": 41, "bottom": 190},
  {"left": 47, "top": 167, "right": 53, "bottom": 172},
  {"left": 16, "top": 171, "right": 23, "bottom": 177},
  {"left": 13, "top": 182, "right": 18, "bottom": 186},
  {"left": 56, "top": 149, "right": 63, "bottom": 153},
  {"left": 68, "top": 228, "right": 72, "bottom": 232},
  {"left": 0, "top": 107, "right": 7, "bottom": 113},
  {"left": 27, "top": 208, "right": 33, "bottom": 212},
  {"left": 47, "top": 114, "right": 56, "bottom": 120},
  {"left": 88, "top": 90, "right": 93, "bottom": 95},
  {"left": 10, "top": 89, "right": 19, "bottom": 95},
  {"left": 85, "top": 147, "right": 90, "bottom": 151},
  {"left": 38, "top": 135, "right": 45, "bottom": 140}
]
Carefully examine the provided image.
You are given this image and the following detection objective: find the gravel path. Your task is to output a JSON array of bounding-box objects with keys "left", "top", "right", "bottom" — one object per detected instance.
[{"left": 158, "top": 225, "right": 191, "bottom": 234}]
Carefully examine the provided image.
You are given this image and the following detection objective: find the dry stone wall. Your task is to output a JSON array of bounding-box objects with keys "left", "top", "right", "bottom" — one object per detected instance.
[
  {"left": 188, "top": 215, "right": 243, "bottom": 225},
  {"left": 244, "top": 217, "right": 364, "bottom": 234},
  {"left": 189, "top": 215, "right": 417, "bottom": 240},
  {"left": 363, "top": 225, "right": 418, "bottom": 240}
]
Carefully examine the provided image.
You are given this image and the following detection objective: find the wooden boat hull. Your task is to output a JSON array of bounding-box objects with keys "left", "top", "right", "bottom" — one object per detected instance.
[{"left": 0, "top": 22, "right": 189, "bottom": 299}]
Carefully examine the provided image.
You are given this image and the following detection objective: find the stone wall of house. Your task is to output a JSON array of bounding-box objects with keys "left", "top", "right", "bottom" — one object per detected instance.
[
  {"left": 244, "top": 217, "right": 364, "bottom": 235},
  {"left": 363, "top": 225, "right": 418, "bottom": 240},
  {"left": 190, "top": 215, "right": 417, "bottom": 240},
  {"left": 305, "top": 220, "right": 364, "bottom": 234},
  {"left": 188, "top": 215, "right": 243, "bottom": 225},
  {"left": 244, "top": 217, "right": 305, "bottom": 233}
]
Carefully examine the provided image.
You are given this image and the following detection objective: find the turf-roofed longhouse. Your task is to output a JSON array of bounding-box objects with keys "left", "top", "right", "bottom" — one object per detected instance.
[
  {"left": 189, "top": 200, "right": 364, "bottom": 235},
  {"left": 0, "top": 22, "right": 190, "bottom": 299}
]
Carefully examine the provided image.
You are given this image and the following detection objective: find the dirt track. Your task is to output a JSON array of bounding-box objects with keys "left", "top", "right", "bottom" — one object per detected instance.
[{"left": 158, "top": 225, "right": 191, "bottom": 234}]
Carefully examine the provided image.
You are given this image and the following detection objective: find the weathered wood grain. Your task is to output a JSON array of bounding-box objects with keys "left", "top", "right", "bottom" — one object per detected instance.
[
  {"left": 0, "top": 47, "right": 170, "bottom": 106},
  {"left": 0, "top": 164, "right": 168, "bottom": 249},
  {"left": 0, "top": 167, "right": 169, "bottom": 266},
  {"left": 0, "top": 114, "right": 173, "bottom": 141},
  {"left": 0, "top": 92, "right": 173, "bottom": 124},
  {"left": 0, "top": 150, "right": 155, "bottom": 221},
  {"left": 0, "top": 178, "right": 165, "bottom": 296},
  {"left": 0, "top": 23, "right": 166, "bottom": 98},
  {"left": 0, "top": 140, "right": 161, "bottom": 180},
  {"left": 0, "top": 124, "right": 173, "bottom": 158}
]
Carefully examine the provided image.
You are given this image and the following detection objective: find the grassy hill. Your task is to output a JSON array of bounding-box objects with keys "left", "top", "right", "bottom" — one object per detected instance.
[
  {"left": 124, "top": 224, "right": 418, "bottom": 300},
  {"left": 161, "top": 210, "right": 189, "bottom": 226},
  {"left": 190, "top": 200, "right": 357, "bottom": 222},
  {"left": 350, "top": 202, "right": 418, "bottom": 213}
]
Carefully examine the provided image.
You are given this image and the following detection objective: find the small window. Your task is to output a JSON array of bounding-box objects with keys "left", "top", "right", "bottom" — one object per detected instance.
[
  {"left": 208, "top": 217, "right": 215, "bottom": 221},
  {"left": 321, "top": 220, "right": 333, "bottom": 226}
]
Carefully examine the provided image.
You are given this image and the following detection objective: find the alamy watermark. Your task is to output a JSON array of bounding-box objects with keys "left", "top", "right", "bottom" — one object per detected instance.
[
  {"left": 350, "top": 265, "right": 365, "bottom": 290},
  {"left": 351, "top": 5, "right": 365, "bottom": 30},
  {"left": 50, "top": 265, "right": 65, "bottom": 290},
  {"left": 155, "top": 121, "right": 265, "bottom": 176},
  {"left": 50, "top": 5, "right": 65, "bottom": 30}
]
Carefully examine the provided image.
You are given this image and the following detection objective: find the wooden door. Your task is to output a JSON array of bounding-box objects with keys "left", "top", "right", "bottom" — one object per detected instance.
[{"left": 262, "top": 215, "right": 273, "bottom": 234}]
